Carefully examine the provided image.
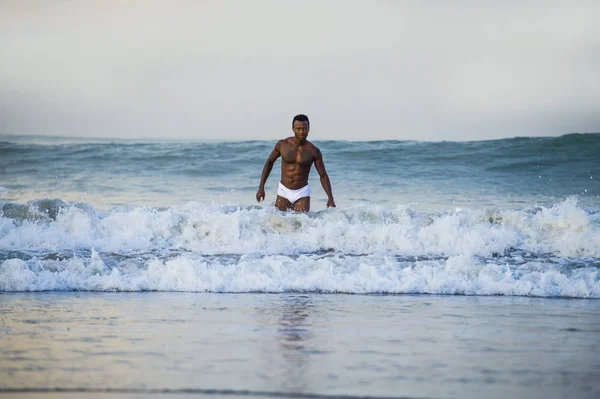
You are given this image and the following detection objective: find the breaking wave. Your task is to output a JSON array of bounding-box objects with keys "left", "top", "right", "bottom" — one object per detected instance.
[{"left": 1, "top": 197, "right": 599, "bottom": 297}]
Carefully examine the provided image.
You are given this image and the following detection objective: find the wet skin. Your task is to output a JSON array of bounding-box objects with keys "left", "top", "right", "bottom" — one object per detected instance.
[{"left": 256, "top": 120, "right": 335, "bottom": 212}]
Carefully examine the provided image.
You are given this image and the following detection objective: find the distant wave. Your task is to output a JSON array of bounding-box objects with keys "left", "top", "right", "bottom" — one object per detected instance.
[
  {"left": 2, "top": 133, "right": 598, "bottom": 183},
  {"left": 2, "top": 132, "right": 599, "bottom": 144}
]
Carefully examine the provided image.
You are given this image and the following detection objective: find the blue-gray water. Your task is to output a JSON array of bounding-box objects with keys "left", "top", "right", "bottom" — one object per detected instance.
[
  {"left": 2, "top": 133, "right": 599, "bottom": 210},
  {"left": 1, "top": 134, "right": 600, "bottom": 398},
  {"left": 1, "top": 133, "right": 599, "bottom": 296}
]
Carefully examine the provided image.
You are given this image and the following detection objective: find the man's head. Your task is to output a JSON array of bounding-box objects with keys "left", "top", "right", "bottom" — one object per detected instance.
[{"left": 292, "top": 114, "right": 310, "bottom": 143}]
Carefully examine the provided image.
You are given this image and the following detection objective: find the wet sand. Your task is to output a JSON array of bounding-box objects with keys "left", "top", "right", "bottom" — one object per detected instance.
[{"left": 1, "top": 292, "right": 599, "bottom": 399}]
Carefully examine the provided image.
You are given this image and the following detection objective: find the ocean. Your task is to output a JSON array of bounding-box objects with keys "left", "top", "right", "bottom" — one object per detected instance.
[{"left": 1, "top": 133, "right": 599, "bottom": 398}]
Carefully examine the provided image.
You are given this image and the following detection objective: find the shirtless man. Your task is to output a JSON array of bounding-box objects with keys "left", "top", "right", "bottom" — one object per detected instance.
[{"left": 256, "top": 114, "right": 335, "bottom": 212}]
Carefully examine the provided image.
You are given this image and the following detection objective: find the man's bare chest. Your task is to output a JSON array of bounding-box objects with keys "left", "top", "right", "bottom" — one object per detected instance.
[{"left": 281, "top": 145, "right": 314, "bottom": 166}]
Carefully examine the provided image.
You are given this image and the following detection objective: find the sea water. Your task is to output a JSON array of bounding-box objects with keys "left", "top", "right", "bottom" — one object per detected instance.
[{"left": 1, "top": 133, "right": 599, "bottom": 398}]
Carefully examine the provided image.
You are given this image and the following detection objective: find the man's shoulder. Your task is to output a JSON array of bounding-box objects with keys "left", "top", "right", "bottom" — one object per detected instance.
[
  {"left": 274, "top": 138, "right": 290, "bottom": 148},
  {"left": 305, "top": 140, "right": 320, "bottom": 152}
]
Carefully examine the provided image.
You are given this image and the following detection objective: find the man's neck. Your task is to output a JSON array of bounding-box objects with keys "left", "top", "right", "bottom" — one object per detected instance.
[{"left": 292, "top": 138, "right": 306, "bottom": 146}]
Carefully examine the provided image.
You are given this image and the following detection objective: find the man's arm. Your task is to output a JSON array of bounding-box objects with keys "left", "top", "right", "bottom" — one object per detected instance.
[
  {"left": 313, "top": 148, "right": 336, "bottom": 208},
  {"left": 256, "top": 141, "right": 282, "bottom": 203}
]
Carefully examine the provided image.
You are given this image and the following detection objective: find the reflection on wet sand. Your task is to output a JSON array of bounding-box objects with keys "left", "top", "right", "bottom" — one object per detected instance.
[
  {"left": 277, "top": 294, "right": 314, "bottom": 392},
  {"left": 254, "top": 294, "right": 315, "bottom": 393}
]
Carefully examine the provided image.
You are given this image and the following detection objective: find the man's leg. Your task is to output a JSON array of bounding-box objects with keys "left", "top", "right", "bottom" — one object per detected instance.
[
  {"left": 292, "top": 196, "right": 310, "bottom": 212},
  {"left": 275, "top": 195, "right": 293, "bottom": 211}
]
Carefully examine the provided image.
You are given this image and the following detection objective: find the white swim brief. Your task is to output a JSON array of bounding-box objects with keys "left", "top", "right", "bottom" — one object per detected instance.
[{"left": 277, "top": 182, "right": 311, "bottom": 204}]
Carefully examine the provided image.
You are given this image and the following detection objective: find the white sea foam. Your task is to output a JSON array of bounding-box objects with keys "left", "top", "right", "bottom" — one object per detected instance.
[
  {"left": 1, "top": 252, "right": 598, "bottom": 297},
  {"left": 0, "top": 198, "right": 598, "bottom": 296},
  {"left": 1, "top": 198, "right": 598, "bottom": 257}
]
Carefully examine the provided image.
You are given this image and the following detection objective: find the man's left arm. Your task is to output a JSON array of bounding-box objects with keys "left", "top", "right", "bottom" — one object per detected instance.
[{"left": 314, "top": 148, "right": 336, "bottom": 208}]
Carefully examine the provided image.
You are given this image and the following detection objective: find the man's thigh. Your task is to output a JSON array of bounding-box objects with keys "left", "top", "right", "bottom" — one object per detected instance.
[
  {"left": 275, "top": 195, "right": 292, "bottom": 211},
  {"left": 292, "top": 196, "right": 310, "bottom": 212}
]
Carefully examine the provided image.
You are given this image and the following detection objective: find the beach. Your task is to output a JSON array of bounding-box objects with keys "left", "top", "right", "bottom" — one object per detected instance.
[
  {"left": 2, "top": 0, "right": 600, "bottom": 396},
  {"left": 1, "top": 134, "right": 599, "bottom": 398},
  {"left": 2, "top": 292, "right": 599, "bottom": 399}
]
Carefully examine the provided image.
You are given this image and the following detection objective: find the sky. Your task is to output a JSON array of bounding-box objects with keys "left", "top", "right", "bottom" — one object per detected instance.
[{"left": 1, "top": 0, "right": 599, "bottom": 141}]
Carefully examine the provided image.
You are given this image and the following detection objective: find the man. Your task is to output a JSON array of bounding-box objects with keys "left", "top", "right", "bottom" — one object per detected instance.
[{"left": 256, "top": 114, "right": 335, "bottom": 212}]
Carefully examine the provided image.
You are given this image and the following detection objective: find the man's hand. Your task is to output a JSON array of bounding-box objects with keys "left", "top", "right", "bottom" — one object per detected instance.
[
  {"left": 327, "top": 198, "right": 336, "bottom": 208},
  {"left": 256, "top": 188, "right": 265, "bottom": 203}
]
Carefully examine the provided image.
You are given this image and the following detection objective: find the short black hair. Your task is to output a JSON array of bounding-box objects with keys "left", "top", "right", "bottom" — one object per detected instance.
[{"left": 292, "top": 114, "right": 309, "bottom": 126}]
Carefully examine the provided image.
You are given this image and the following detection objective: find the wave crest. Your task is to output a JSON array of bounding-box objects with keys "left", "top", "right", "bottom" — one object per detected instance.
[{"left": 1, "top": 198, "right": 598, "bottom": 296}]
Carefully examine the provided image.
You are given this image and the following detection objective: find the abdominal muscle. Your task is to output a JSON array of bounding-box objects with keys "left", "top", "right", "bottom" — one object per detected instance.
[{"left": 280, "top": 162, "right": 311, "bottom": 190}]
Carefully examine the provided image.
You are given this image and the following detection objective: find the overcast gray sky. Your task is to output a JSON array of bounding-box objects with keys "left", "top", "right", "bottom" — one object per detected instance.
[{"left": 1, "top": 0, "right": 599, "bottom": 141}]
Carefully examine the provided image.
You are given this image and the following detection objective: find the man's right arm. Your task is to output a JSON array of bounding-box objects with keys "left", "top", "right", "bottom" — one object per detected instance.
[
  {"left": 313, "top": 147, "right": 335, "bottom": 208},
  {"left": 256, "top": 140, "right": 282, "bottom": 203}
]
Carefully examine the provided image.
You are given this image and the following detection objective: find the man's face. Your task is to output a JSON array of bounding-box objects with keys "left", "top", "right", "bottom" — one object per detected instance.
[{"left": 293, "top": 121, "right": 310, "bottom": 142}]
